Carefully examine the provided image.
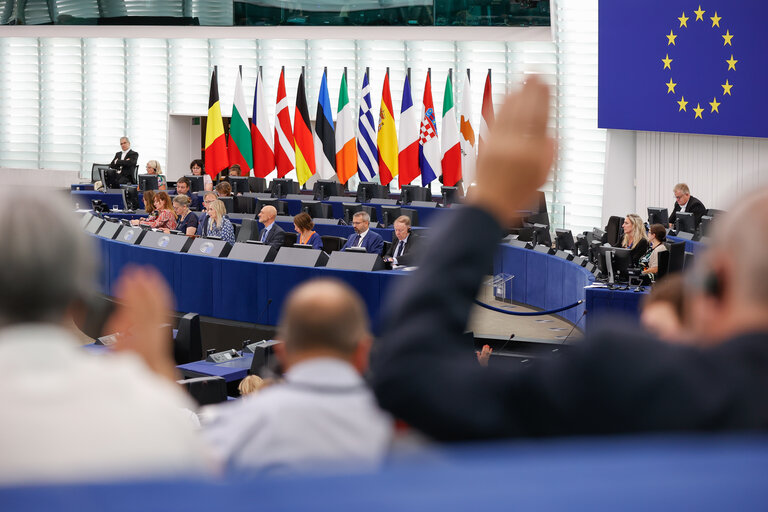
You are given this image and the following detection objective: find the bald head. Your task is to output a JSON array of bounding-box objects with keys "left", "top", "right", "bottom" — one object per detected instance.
[
  {"left": 258, "top": 205, "right": 277, "bottom": 226},
  {"left": 278, "top": 279, "right": 370, "bottom": 356}
]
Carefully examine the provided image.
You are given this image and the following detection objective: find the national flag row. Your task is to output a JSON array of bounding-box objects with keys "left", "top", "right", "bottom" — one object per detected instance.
[{"left": 204, "top": 67, "right": 496, "bottom": 190}]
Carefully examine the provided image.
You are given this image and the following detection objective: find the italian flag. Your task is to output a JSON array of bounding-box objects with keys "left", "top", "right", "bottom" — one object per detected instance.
[
  {"left": 227, "top": 69, "right": 253, "bottom": 175},
  {"left": 335, "top": 70, "right": 358, "bottom": 184},
  {"left": 441, "top": 73, "right": 462, "bottom": 187}
]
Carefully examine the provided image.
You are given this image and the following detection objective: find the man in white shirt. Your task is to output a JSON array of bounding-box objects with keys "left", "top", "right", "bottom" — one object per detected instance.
[
  {"left": 107, "top": 136, "right": 139, "bottom": 186},
  {"left": 383, "top": 215, "right": 421, "bottom": 267},
  {"left": 0, "top": 192, "right": 208, "bottom": 484},
  {"left": 203, "top": 278, "right": 393, "bottom": 475}
]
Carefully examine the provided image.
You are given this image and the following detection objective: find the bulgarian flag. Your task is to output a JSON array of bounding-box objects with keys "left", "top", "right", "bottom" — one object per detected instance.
[
  {"left": 294, "top": 71, "right": 316, "bottom": 186},
  {"left": 252, "top": 68, "right": 275, "bottom": 179},
  {"left": 335, "top": 69, "right": 358, "bottom": 184},
  {"left": 204, "top": 68, "right": 229, "bottom": 179},
  {"left": 227, "top": 68, "right": 253, "bottom": 175},
  {"left": 441, "top": 72, "right": 462, "bottom": 187},
  {"left": 377, "top": 70, "right": 398, "bottom": 186}
]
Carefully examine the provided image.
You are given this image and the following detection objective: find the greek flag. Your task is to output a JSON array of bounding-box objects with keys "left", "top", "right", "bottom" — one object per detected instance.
[{"left": 357, "top": 70, "right": 379, "bottom": 182}]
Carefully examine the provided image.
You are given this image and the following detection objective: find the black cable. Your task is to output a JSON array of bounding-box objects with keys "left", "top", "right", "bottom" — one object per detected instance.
[
  {"left": 473, "top": 299, "right": 583, "bottom": 316},
  {"left": 559, "top": 308, "right": 587, "bottom": 345}
]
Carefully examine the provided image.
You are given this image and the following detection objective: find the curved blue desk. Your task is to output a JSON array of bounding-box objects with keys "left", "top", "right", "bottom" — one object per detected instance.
[
  {"left": 493, "top": 245, "right": 595, "bottom": 330},
  {"left": 667, "top": 235, "right": 705, "bottom": 254},
  {"left": 92, "top": 235, "right": 406, "bottom": 334}
]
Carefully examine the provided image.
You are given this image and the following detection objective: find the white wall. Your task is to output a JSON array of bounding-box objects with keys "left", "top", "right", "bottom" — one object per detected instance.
[
  {"left": 0, "top": 168, "right": 79, "bottom": 188},
  {"left": 602, "top": 130, "right": 768, "bottom": 225}
]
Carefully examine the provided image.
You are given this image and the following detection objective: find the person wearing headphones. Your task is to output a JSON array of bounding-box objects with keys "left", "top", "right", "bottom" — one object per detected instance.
[{"left": 383, "top": 216, "right": 420, "bottom": 267}]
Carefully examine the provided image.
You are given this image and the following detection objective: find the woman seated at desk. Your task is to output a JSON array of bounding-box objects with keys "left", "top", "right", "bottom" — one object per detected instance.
[
  {"left": 201, "top": 199, "right": 235, "bottom": 244},
  {"left": 622, "top": 213, "right": 649, "bottom": 267},
  {"left": 293, "top": 212, "right": 323, "bottom": 249},
  {"left": 131, "top": 191, "right": 177, "bottom": 231},
  {"left": 142, "top": 189, "right": 156, "bottom": 217},
  {"left": 139, "top": 160, "right": 166, "bottom": 191},
  {"left": 190, "top": 159, "right": 213, "bottom": 191},
  {"left": 640, "top": 223, "right": 668, "bottom": 282},
  {"left": 173, "top": 194, "right": 198, "bottom": 236}
]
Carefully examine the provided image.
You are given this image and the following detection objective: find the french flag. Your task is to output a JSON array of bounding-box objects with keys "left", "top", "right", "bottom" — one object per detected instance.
[{"left": 398, "top": 72, "right": 420, "bottom": 188}]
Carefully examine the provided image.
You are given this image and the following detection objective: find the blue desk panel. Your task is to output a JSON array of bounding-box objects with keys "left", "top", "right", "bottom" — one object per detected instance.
[
  {"left": 178, "top": 353, "right": 254, "bottom": 382},
  {"left": 584, "top": 286, "right": 646, "bottom": 332},
  {"left": 493, "top": 244, "right": 595, "bottom": 329},
  {"left": 667, "top": 235, "right": 705, "bottom": 254},
  {"left": 3, "top": 435, "right": 768, "bottom": 511},
  {"left": 92, "top": 235, "right": 406, "bottom": 334}
]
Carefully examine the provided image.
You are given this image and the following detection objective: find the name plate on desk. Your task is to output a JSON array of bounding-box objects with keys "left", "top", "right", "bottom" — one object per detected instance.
[
  {"left": 327, "top": 195, "right": 349, "bottom": 203},
  {"left": 206, "top": 349, "right": 241, "bottom": 363},
  {"left": 326, "top": 251, "right": 386, "bottom": 271},
  {"left": 117, "top": 226, "right": 147, "bottom": 245},
  {"left": 509, "top": 239, "right": 533, "bottom": 250},
  {"left": 555, "top": 250, "right": 574, "bottom": 261},
  {"left": 409, "top": 200, "right": 439, "bottom": 208},
  {"left": 313, "top": 218, "right": 344, "bottom": 225},
  {"left": 228, "top": 242, "right": 277, "bottom": 263},
  {"left": 188, "top": 238, "right": 232, "bottom": 257},
  {"left": 369, "top": 198, "right": 398, "bottom": 205},
  {"left": 274, "top": 246, "right": 329, "bottom": 267},
  {"left": 139, "top": 230, "right": 194, "bottom": 252},
  {"left": 675, "top": 231, "right": 695, "bottom": 240},
  {"left": 534, "top": 245, "right": 556, "bottom": 255},
  {"left": 97, "top": 220, "right": 123, "bottom": 240}
]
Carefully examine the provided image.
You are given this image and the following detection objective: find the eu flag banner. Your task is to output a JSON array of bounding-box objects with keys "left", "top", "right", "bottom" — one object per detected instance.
[{"left": 598, "top": 1, "right": 767, "bottom": 138}]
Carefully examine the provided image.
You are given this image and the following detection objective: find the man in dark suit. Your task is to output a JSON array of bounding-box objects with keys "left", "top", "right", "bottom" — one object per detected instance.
[
  {"left": 383, "top": 215, "right": 420, "bottom": 267},
  {"left": 107, "top": 137, "right": 139, "bottom": 186},
  {"left": 257, "top": 205, "right": 285, "bottom": 250},
  {"left": 370, "top": 76, "right": 768, "bottom": 441},
  {"left": 342, "top": 211, "right": 384, "bottom": 255},
  {"left": 668, "top": 183, "right": 707, "bottom": 228}
]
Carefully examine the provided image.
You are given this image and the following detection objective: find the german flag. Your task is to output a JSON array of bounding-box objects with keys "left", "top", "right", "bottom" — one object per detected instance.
[
  {"left": 204, "top": 68, "right": 229, "bottom": 179},
  {"left": 293, "top": 71, "right": 316, "bottom": 186}
]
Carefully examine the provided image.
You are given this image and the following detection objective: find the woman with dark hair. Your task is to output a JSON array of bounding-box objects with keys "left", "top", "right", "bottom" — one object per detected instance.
[
  {"left": 131, "top": 191, "right": 177, "bottom": 231},
  {"left": 640, "top": 223, "right": 668, "bottom": 281},
  {"left": 293, "top": 212, "right": 323, "bottom": 249},
  {"left": 190, "top": 159, "right": 213, "bottom": 191}
]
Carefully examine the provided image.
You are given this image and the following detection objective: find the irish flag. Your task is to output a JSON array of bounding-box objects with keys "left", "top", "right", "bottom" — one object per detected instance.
[
  {"left": 335, "top": 70, "right": 358, "bottom": 184},
  {"left": 227, "top": 69, "right": 253, "bottom": 175},
  {"left": 204, "top": 68, "right": 228, "bottom": 180},
  {"left": 441, "top": 72, "right": 462, "bottom": 187}
]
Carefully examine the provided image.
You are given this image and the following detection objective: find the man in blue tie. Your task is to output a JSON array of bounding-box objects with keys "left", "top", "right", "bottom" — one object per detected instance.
[
  {"left": 342, "top": 211, "right": 384, "bottom": 255},
  {"left": 383, "top": 215, "right": 420, "bottom": 267},
  {"left": 257, "top": 205, "right": 285, "bottom": 250}
]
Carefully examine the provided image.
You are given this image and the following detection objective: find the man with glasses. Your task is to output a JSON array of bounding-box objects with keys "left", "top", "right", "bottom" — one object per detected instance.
[
  {"left": 341, "top": 211, "right": 384, "bottom": 255},
  {"left": 669, "top": 183, "right": 707, "bottom": 229}
]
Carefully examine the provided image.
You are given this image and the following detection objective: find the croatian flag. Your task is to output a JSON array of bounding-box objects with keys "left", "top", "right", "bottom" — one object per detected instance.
[{"left": 419, "top": 70, "right": 439, "bottom": 186}]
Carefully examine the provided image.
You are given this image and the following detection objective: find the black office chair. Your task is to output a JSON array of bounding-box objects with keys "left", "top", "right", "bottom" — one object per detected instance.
[
  {"left": 177, "top": 376, "right": 227, "bottom": 406},
  {"left": 237, "top": 218, "right": 260, "bottom": 242},
  {"left": 248, "top": 177, "right": 267, "bottom": 193},
  {"left": 605, "top": 216, "right": 623, "bottom": 247},
  {"left": 382, "top": 240, "right": 392, "bottom": 257},
  {"left": 321, "top": 235, "right": 347, "bottom": 253},
  {"left": 174, "top": 313, "right": 202, "bottom": 365},
  {"left": 282, "top": 232, "right": 297, "bottom": 247},
  {"left": 232, "top": 223, "right": 241, "bottom": 240},
  {"left": 219, "top": 196, "right": 234, "bottom": 215}
]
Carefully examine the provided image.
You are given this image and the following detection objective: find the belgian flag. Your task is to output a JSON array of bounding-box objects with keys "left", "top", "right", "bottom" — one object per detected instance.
[
  {"left": 204, "top": 68, "right": 229, "bottom": 180},
  {"left": 293, "top": 71, "right": 316, "bottom": 186}
]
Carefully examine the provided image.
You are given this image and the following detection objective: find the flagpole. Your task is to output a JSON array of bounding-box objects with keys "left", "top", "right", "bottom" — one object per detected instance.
[{"left": 238, "top": 64, "right": 242, "bottom": 77}]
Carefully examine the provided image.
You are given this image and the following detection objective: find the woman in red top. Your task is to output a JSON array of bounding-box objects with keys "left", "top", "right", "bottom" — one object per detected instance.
[{"left": 131, "top": 191, "right": 177, "bottom": 231}]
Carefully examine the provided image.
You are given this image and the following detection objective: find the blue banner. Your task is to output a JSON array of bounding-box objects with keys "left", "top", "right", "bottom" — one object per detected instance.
[{"left": 598, "top": 1, "right": 765, "bottom": 138}]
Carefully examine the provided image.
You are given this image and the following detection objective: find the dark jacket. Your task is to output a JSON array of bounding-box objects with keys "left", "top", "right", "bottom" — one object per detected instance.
[{"left": 669, "top": 195, "right": 707, "bottom": 227}]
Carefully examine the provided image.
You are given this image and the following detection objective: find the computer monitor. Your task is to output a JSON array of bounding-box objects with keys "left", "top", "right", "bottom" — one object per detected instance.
[
  {"left": 356, "top": 182, "right": 388, "bottom": 203},
  {"left": 400, "top": 185, "right": 431, "bottom": 205},
  {"left": 122, "top": 186, "right": 140, "bottom": 211},
  {"left": 555, "top": 229, "right": 576, "bottom": 252},
  {"left": 597, "top": 246, "right": 614, "bottom": 280},
  {"left": 648, "top": 207, "right": 669, "bottom": 226},
  {"left": 380, "top": 205, "right": 401, "bottom": 227},
  {"left": 361, "top": 205, "right": 378, "bottom": 223},
  {"left": 301, "top": 200, "right": 328, "bottom": 220},
  {"left": 532, "top": 223, "right": 551, "bottom": 247},
  {"left": 575, "top": 233, "right": 589, "bottom": 256},
  {"left": 229, "top": 176, "right": 250, "bottom": 195},
  {"left": 676, "top": 212, "right": 695, "bottom": 234},
  {"left": 342, "top": 203, "right": 362, "bottom": 224},
  {"left": 270, "top": 178, "right": 298, "bottom": 198},
  {"left": 98, "top": 167, "right": 120, "bottom": 190},
  {"left": 138, "top": 174, "right": 159, "bottom": 191},
  {"left": 699, "top": 215, "right": 714, "bottom": 238},
  {"left": 440, "top": 186, "right": 459, "bottom": 206},
  {"left": 611, "top": 247, "right": 633, "bottom": 283},
  {"left": 92, "top": 164, "right": 112, "bottom": 183},
  {"left": 256, "top": 197, "right": 281, "bottom": 214},
  {"left": 313, "top": 180, "right": 344, "bottom": 200},
  {"left": 592, "top": 227, "right": 608, "bottom": 244},
  {"left": 185, "top": 175, "right": 205, "bottom": 192}
]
